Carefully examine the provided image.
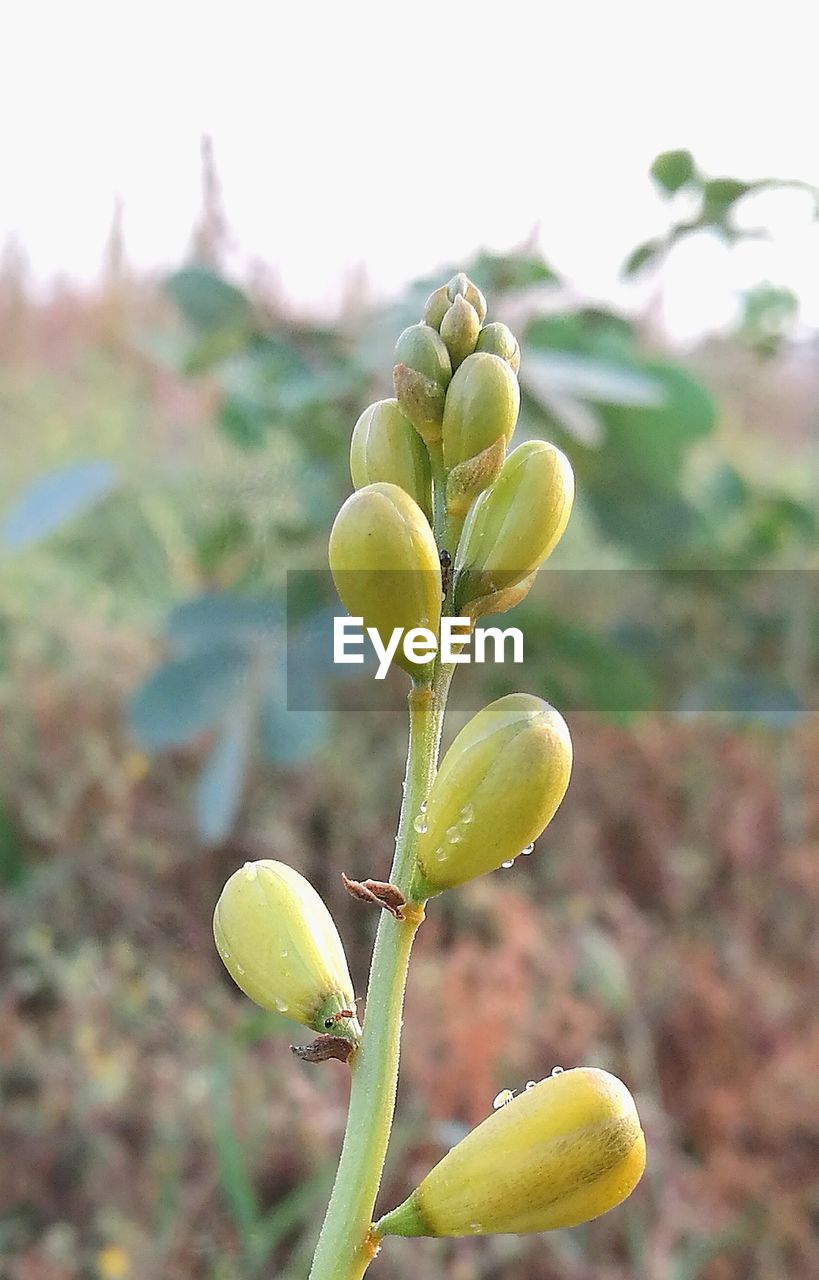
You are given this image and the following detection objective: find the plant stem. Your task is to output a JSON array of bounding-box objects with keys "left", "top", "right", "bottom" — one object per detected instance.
[{"left": 307, "top": 668, "right": 453, "bottom": 1280}]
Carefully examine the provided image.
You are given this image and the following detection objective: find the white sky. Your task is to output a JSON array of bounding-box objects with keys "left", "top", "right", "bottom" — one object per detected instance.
[{"left": 3, "top": 1, "right": 819, "bottom": 340}]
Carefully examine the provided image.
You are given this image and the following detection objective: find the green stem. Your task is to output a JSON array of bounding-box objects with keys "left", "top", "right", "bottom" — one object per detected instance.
[{"left": 308, "top": 669, "right": 453, "bottom": 1280}]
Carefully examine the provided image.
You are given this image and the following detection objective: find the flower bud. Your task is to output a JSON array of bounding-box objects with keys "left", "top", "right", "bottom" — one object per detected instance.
[
  {"left": 423, "top": 284, "right": 450, "bottom": 330},
  {"left": 446, "top": 272, "right": 487, "bottom": 324},
  {"left": 329, "top": 483, "right": 442, "bottom": 678},
  {"left": 350, "top": 399, "right": 432, "bottom": 520},
  {"left": 213, "top": 860, "right": 359, "bottom": 1037},
  {"left": 476, "top": 321, "right": 521, "bottom": 373},
  {"left": 441, "top": 352, "right": 520, "bottom": 517},
  {"left": 454, "top": 441, "right": 574, "bottom": 616},
  {"left": 440, "top": 295, "right": 481, "bottom": 370},
  {"left": 411, "top": 693, "right": 571, "bottom": 896},
  {"left": 442, "top": 352, "right": 520, "bottom": 470},
  {"left": 377, "top": 1067, "right": 645, "bottom": 1238},
  {"left": 393, "top": 323, "right": 452, "bottom": 444}
]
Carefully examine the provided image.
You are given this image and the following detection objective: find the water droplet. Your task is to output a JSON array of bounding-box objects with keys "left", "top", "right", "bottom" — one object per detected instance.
[
  {"left": 446, "top": 825, "right": 462, "bottom": 844},
  {"left": 420, "top": 800, "right": 428, "bottom": 813},
  {"left": 435, "top": 844, "right": 448, "bottom": 862},
  {"left": 413, "top": 813, "right": 428, "bottom": 833},
  {"left": 551, "top": 1065, "right": 564, "bottom": 1076},
  {"left": 274, "top": 997, "right": 289, "bottom": 1013},
  {"left": 222, "top": 951, "right": 231, "bottom": 959},
  {"left": 501, "top": 859, "right": 515, "bottom": 869},
  {"left": 469, "top": 1221, "right": 483, "bottom": 1232},
  {"left": 280, "top": 950, "right": 289, "bottom": 959},
  {"left": 242, "top": 862, "right": 258, "bottom": 879},
  {"left": 492, "top": 1089, "right": 515, "bottom": 1109},
  {"left": 236, "top": 964, "right": 246, "bottom": 976},
  {"left": 459, "top": 803, "right": 474, "bottom": 824},
  {"left": 525, "top": 1080, "right": 537, "bottom": 1090},
  {"left": 520, "top": 842, "right": 535, "bottom": 856}
]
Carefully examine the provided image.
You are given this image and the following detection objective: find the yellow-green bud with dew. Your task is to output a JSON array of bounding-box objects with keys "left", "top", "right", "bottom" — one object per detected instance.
[
  {"left": 447, "top": 271, "right": 487, "bottom": 324},
  {"left": 376, "top": 1067, "right": 645, "bottom": 1238},
  {"left": 410, "top": 693, "right": 572, "bottom": 897},
  {"left": 476, "top": 321, "right": 521, "bottom": 373},
  {"left": 440, "top": 295, "right": 481, "bottom": 370},
  {"left": 441, "top": 352, "right": 520, "bottom": 518},
  {"left": 454, "top": 440, "right": 574, "bottom": 616},
  {"left": 393, "top": 323, "right": 452, "bottom": 445},
  {"left": 423, "top": 284, "right": 450, "bottom": 330},
  {"left": 350, "top": 399, "right": 432, "bottom": 520},
  {"left": 213, "top": 860, "right": 360, "bottom": 1039},
  {"left": 329, "top": 482, "right": 442, "bottom": 679}
]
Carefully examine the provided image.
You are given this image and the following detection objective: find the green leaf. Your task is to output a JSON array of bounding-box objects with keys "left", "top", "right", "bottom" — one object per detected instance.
[
  {"left": 128, "top": 645, "right": 249, "bottom": 749},
  {"left": 260, "top": 702, "right": 328, "bottom": 765},
  {"left": 650, "top": 149, "right": 698, "bottom": 194},
  {"left": 702, "top": 177, "right": 752, "bottom": 222},
  {"left": 469, "top": 250, "right": 560, "bottom": 293},
  {"left": 165, "top": 266, "right": 254, "bottom": 334},
  {"left": 167, "top": 594, "right": 283, "bottom": 651},
  {"left": 195, "top": 712, "right": 252, "bottom": 842},
  {"left": 522, "top": 350, "right": 664, "bottom": 409},
  {"left": 3, "top": 461, "right": 119, "bottom": 550},
  {"left": 0, "top": 804, "right": 28, "bottom": 889},
  {"left": 623, "top": 237, "right": 664, "bottom": 276}
]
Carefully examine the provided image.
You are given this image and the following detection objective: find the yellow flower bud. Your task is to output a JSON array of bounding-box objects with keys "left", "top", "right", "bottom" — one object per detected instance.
[
  {"left": 454, "top": 441, "right": 574, "bottom": 616},
  {"left": 423, "top": 284, "right": 450, "bottom": 330},
  {"left": 442, "top": 350, "right": 519, "bottom": 467},
  {"left": 377, "top": 1067, "right": 645, "bottom": 1238},
  {"left": 213, "top": 860, "right": 359, "bottom": 1036},
  {"left": 350, "top": 399, "right": 432, "bottom": 520},
  {"left": 393, "top": 323, "right": 452, "bottom": 444},
  {"left": 440, "top": 295, "right": 481, "bottom": 370},
  {"left": 446, "top": 272, "right": 487, "bottom": 324},
  {"left": 329, "top": 483, "right": 442, "bottom": 679},
  {"left": 411, "top": 693, "right": 571, "bottom": 896},
  {"left": 476, "top": 321, "right": 521, "bottom": 373}
]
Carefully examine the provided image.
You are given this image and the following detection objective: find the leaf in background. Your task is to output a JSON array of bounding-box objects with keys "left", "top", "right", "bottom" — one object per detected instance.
[
  {"left": 167, "top": 593, "right": 284, "bottom": 651},
  {"left": 677, "top": 671, "right": 803, "bottom": 728},
  {"left": 622, "top": 237, "right": 664, "bottom": 276},
  {"left": 520, "top": 385, "right": 606, "bottom": 447},
  {"left": 165, "top": 266, "right": 254, "bottom": 334},
  {"left": 0, "top": 804, "right": 28, "bottom": 889},
  {"left": 522, "top": 350, "right": 665, "bottom": 409},
  {"left": 650, "top": 149, "right": 698, "bottom": 194},
  {"left": 260, "top": 701, "right": 328, "bottom": 766},
  {"left": 702, "top": 177, "right": 753, "bottom": 223},
  {"left": 469, "top": 250, "right": 560, "bottom": 293},
  {"left": 3, "top": 460, "right": 119, "bottom": 550},
  {"left": 128, "top": 644, "right": 249, "bottom": 749},
  {"left": 195, "top": 710, "right": 253, "bottom": 843}
]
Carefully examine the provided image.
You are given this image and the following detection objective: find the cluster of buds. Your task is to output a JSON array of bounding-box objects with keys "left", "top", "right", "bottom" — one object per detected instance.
[{"left": 212, "top": 274, "right": 644, "bottom": 1251}]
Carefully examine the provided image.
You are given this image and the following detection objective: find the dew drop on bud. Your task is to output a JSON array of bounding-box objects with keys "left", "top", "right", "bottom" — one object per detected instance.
[
  {"left": 446, "top": 825, "right": 463, "bottom": 844},
  {"left": 501, "top": 859, "right": 515, "bottom": 869},
  {"left": 420, "top": 800, "right": 428, "bottom": 813},
  {"left": 525, "top": 1080, "right": 537, "bottom": 1090},
  {"left": 413, "top": 813, "right": 429, "bottom": 833},
  {"left": 520, "top": 843, "right": 535, "bottom": 856},
  {"left": 492, "top": 1088, "right": 515, "bottom": 1109},
  {"left": 236, "top": 964, "right": 246, "bottom": 976},
  {"left": 551, "top": 1065, "right": 564, "bottom": 1076},
  {"left": 275, "top": 997, "right": 289, "bottom": 1013},
  {"left": 459, "top": 803, "right": 474, "bottom": 824}
]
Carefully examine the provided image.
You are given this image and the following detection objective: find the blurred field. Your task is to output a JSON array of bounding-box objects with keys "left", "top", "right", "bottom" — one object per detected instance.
[{"left": 1, "top": 240, "right": 818, "bottom": 1280}]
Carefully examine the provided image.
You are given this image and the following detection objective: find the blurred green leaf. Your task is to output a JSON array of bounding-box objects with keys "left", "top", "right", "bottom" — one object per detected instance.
[
  {"left": 260, "top": 701, "right": 328, "bottom": 766},
  {"left": 522, "top": 350, "right": 664, "bottom": 409},
  {"left": 128, "top": 645, "right": 249, "bottom": 749},
  {"left": 702, "top": 177, "right": 753, "bottom": 222},
  {"left": 196, "top": 711, "right": 253, "bottom": 842},
  {"left": 651, "top": 149, "right": 698, "bottom": 194},
  {"left": 623, "top": 237, "right": 664, "bottom": 275},
  {"left": 469, "top": 249, "right": 560, "bottom": 292},
  {"left": 3, "top": 460, "right": 119, "bottom": 550},
  {"left": 0, "top": 804, "right": 28, "bottom": 889},
  {"left": 167, "top": 593, "right": 283, "bottom": 651},
  {"left": 166, "top": 266, "right": 254, "bottom": 334}
]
